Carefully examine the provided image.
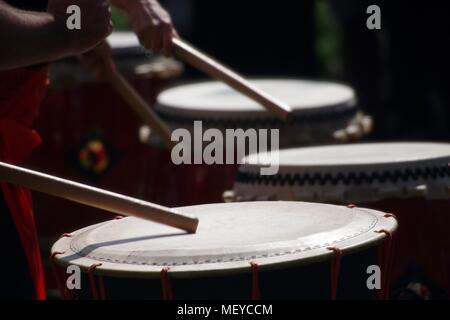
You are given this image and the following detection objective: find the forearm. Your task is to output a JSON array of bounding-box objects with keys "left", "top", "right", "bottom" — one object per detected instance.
[{"left": 0, "top": 2, "right": 72, "bottom": 70}]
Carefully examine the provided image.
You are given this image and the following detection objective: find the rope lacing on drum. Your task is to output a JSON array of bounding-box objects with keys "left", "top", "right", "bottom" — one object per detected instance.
[
  {"left": 250, "top": 262, "right": 261, "bottom": 300},
  {"left": 50, "top": 233, "right": 74, "bottom": 300},
  {"left": 88, "top": 263, "right": 107, "bottom": 300},
  {"left": 236, "top": 164, "right": 450, "bottom": 187},
  {"left": 327, "top": 247, "right": 342, "bottom": 300},
  {"left": 50, "top": 251, "right": 72, "bottom": 300},
  {"left": 375, "top": 227, "right": 396, "bottom": 300},
  {"left": 160, "top": 267, "right": 173, "bottom": 300}
]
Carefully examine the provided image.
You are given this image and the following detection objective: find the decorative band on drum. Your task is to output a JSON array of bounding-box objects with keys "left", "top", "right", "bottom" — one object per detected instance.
[
  {"left": 156, "top": 102, "right": 357, "bottom": 129},
  {"left": 237, "top": 164, "right": 450, "bottom": 186}
]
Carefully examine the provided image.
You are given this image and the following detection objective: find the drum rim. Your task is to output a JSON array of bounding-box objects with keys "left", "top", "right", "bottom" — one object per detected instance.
[{"left": 51, "top": 202, "right": 397, "bottom": 279}]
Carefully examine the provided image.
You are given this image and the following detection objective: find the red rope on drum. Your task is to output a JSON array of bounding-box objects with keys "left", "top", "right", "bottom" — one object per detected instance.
[
  {"left": 327, "top": 247, "right": 342, "bottom": 300},
  {"left": 375, "top": 229, "right": 395, "bottom": 300},
  {"left": 160, "top": 267, "right": 173, "bottom": 300},
  {"left": 347, "top": 204, "right": 356, "bottom": 208},
  {"left": 50, "top": 251, "right": 72, "bottom": 300},
  {"left": 88, "top": 263, "right": 106, "bottom": 300},
  {"left": 50, "top": 233, "right": 75, "bottom": 300},
  {"left": 114, "top": 216, "right": 124, "bottom": 220},
  {"left": 250, "top": 262, "right": 261, "bottom": 300}
]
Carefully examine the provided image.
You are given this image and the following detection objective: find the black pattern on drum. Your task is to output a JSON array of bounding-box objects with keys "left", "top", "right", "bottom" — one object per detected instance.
[
  {"left": 237, "top": 164, "right": 450, "bottom": 186},
  {"left": 156, "top": 102, "right": 357, "bottom": 129}
]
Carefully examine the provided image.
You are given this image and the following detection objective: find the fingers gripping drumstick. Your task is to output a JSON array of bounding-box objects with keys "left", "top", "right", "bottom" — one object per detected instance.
[{"left": 0, "top": 161, "right": 199, "bottom": 233}]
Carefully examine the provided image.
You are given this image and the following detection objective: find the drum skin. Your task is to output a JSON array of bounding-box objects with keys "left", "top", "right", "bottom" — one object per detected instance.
[{"left": 51, "top": 202, "right": 396, "bottom": 300}]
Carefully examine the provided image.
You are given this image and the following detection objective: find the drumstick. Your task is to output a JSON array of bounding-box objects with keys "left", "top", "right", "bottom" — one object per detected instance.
[
  {"left": 172, "top": 38, "right": 292, "bottom": 121},
  {"left": 0, "top": 162, "right": 198, "bottom": 233},
  {"left": 92, "top": 43, "right": 175, "bottom": 150}
]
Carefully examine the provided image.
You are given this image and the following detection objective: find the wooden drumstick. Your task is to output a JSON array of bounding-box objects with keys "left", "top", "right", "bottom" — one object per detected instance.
[
  {"left": 92, "top": 42, "right": 175, "bottom": 149},
  {"left": 0, "top": 162, "right": 199, "bottom": 233},
  {"left": 172, "top": 38, "right": 293, "bottom": 121}
]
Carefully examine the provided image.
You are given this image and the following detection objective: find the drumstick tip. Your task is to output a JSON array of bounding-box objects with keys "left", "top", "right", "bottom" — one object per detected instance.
[{"left": 188, "top": 217, "right": 200, "bottom": 234}]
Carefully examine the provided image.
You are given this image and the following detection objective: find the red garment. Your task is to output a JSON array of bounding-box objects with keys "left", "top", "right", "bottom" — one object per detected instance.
[{"left": 0, "top": 67, "right": 48, "bottom": 300}]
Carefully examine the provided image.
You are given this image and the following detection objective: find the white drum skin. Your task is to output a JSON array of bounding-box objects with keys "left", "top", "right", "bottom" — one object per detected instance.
[{"left": 51, "top": 202, "right": 396, "bottom": 299}]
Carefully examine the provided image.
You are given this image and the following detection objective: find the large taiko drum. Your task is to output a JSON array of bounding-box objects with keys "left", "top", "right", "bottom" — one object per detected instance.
[
  {"left": 29, "top": 32, "right": 183, "bottom": 284},
  {"left": 229, "top": 143, "right": 450, "bottom": 295},
  {"left": 51, "top": 202, "right": 397, "bottom": 300},
  {"left": 140, "top": 79, "right": 372, "bottom": 206}
]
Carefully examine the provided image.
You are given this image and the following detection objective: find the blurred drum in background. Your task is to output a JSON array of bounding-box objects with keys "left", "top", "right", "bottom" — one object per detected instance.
[
  {"left": 154, "top": 79, "right": 371, "bottom": 145},
  {"left": 140, "top": 79, "right": 372, "bottom": 206},
  {"left": 51, "top": 201, "right": 397, "bottom": 300},
  {"left": 228, "top": 142, "right": 450, "bottom": 295},
  {"left": 29, "top": 32, "right": 183, "bottom": 263}
]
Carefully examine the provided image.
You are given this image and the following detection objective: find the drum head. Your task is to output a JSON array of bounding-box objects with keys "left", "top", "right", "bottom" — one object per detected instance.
[
  {"left": 52, "top": 201, "right": 396, "bottom": 278},
  {"left": 156, "top": 79, "right": 356, "bottom": 119},
  {"left": 245, "top": 142, "right": 450, "bottom": 168},
  {"left": 235, "top": 143, "right": 450, "bottom": 202},
  {"left": 107, "top": 32, "right": 140, "bottom": 50}
]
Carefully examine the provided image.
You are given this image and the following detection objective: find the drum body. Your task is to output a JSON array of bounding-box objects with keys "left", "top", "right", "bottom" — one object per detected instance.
[
  {"left": 51, "top": 202, "right": 397, "bottom": 300},
  {"left": 231, "top": 143, "right": 450, "bottom": 294},
  {"left": 141, "top": 79, "right": 372, "bottom": 206},
  {"left": 29, "top": 32, "right": 182, "bottom": 285}
]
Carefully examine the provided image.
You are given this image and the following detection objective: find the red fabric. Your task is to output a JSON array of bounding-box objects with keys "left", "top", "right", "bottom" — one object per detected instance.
[{"left": 0, "top": 67, "right": 48, "bottom": 300}]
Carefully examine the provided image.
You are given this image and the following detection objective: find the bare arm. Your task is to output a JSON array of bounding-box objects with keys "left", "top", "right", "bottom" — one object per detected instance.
[
  {"left": 0, "top": 1, "right": 71, "bottom": 70},
  {"left": 0, "top": 0, "right": 112, "bottom": 71}
]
